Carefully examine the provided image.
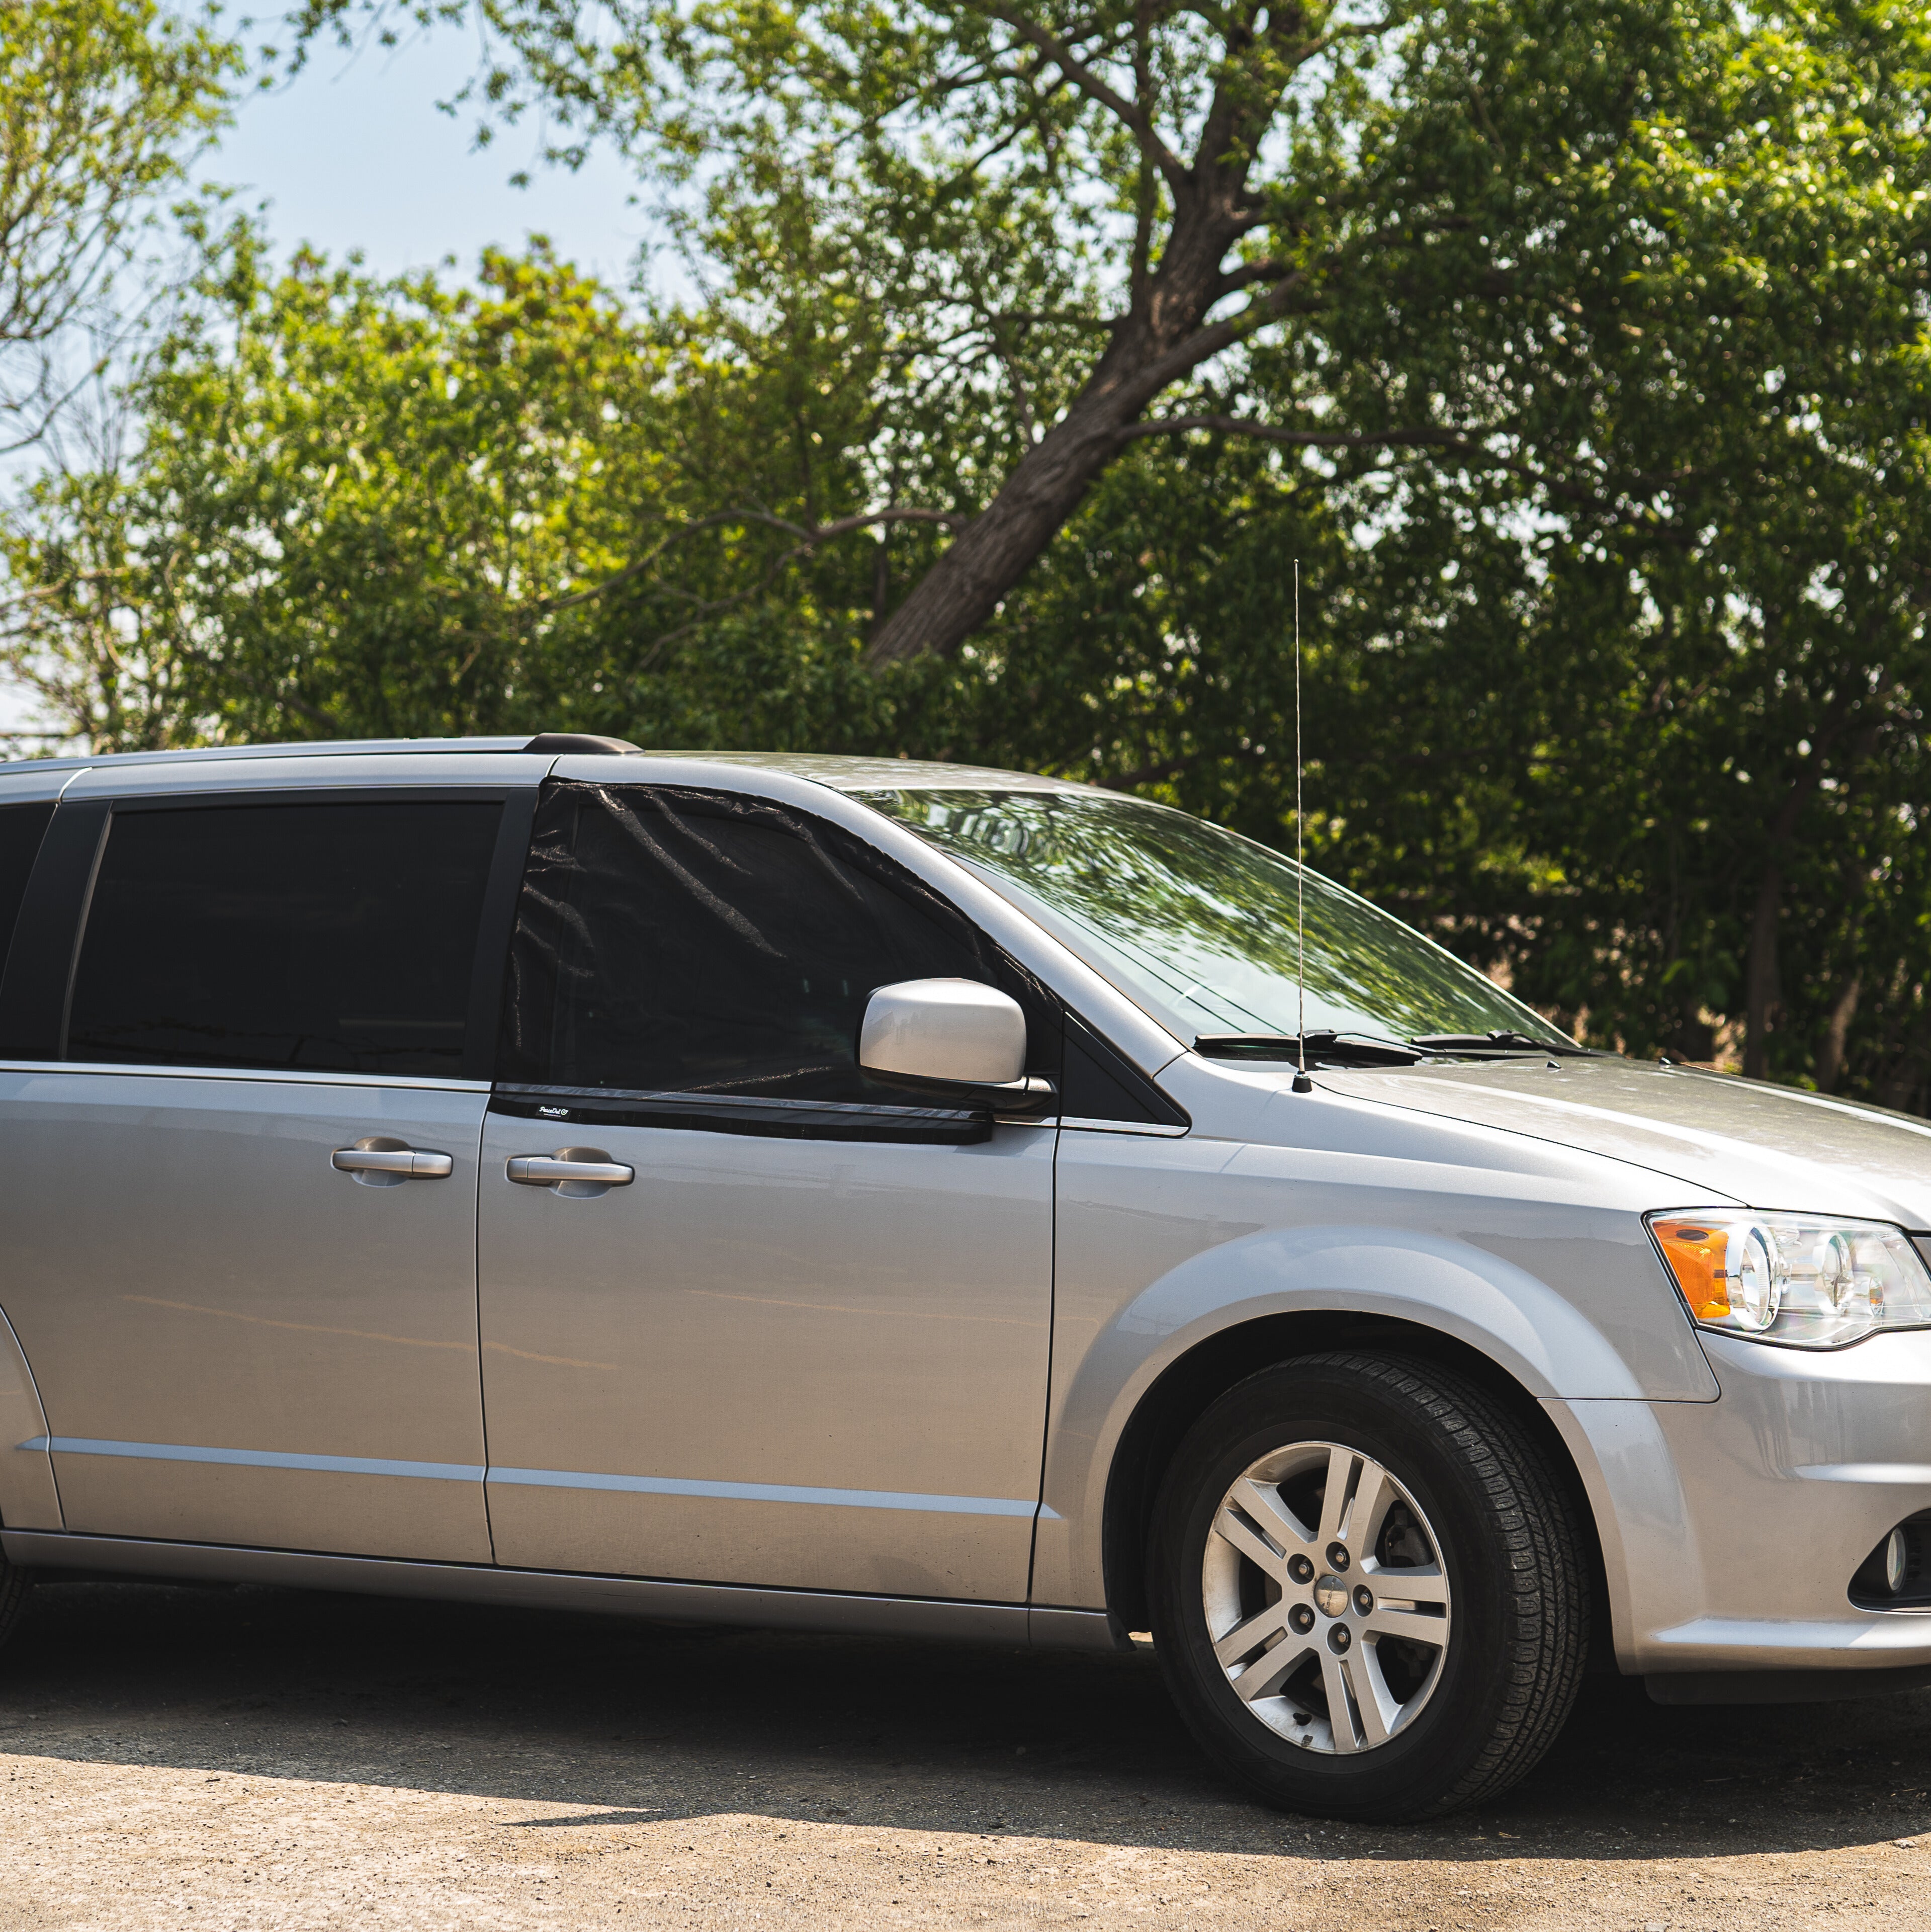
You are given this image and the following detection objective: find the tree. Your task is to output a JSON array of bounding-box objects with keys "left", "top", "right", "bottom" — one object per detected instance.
[
  {"left": 284, "top": 0, "right": 1734, "bottom": 662},
  {"left": 1, "top": 236, "right": 681, "bottom": 744},
  {"left": 0, "top": 0, "right": 236, "bottom": 450},
  {"left": 12, "top": 0, "right": 1931, "bottom": 1114},
  {"left": 1334, "top": 0, "right": 1931, "bottom": 1090}
]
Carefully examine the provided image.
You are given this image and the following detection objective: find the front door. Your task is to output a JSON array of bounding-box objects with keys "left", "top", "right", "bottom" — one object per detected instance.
[
  {"left": 477, "top": 781, "right": 1056, "bottom": 1601},
  {"left": 0, "top": 789, "right": 518, "bottom": 1562}
]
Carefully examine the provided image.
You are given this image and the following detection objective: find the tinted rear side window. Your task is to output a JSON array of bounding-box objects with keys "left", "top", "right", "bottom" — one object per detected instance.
[
  {"left": 67, "top": 799, "right": 502, "bottom": 1075},
  {"left": 499, "top": 782, "right": 1048, "bottom": 1103},
  {"left": 0, "top": 801, "right": 54, "bottom": 984}
]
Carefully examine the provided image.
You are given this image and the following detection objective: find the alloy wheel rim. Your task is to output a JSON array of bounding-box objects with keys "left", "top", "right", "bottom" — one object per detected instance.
[{"left": 1200, "top": 1440, "right": 1453, "bottom": 1754}]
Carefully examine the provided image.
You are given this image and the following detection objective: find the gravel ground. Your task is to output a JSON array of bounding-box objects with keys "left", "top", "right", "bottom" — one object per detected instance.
[{"left": 0, "top": 1580, "right": 1926, "bottom": 1929}]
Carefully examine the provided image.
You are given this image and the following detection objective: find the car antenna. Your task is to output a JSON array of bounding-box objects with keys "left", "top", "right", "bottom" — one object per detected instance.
[{"left": 1292, "top": 560, "right": 1313, "bottom": 1095}]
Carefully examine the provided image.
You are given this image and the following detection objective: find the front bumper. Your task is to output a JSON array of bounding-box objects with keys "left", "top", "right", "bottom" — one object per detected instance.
[{"left": 1547, "top": 1327, "right": 1931, "bottom": 1683}]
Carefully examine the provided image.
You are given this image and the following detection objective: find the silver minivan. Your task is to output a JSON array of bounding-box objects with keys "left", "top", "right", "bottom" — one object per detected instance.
[{"left": 0, "top": 734, "right": 1926, "bottom": 1822}]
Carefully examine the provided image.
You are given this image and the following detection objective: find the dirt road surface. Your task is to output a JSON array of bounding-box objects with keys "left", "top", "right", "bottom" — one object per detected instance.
[{"left": 0, "top": 1579, "right": 1926, "bottom": 1929}]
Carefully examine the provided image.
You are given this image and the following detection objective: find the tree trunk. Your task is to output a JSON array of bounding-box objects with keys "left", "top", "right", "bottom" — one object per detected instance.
[
  {"left": 1816, "top": 973, "right": 1861, "bottom": 1093},
  {"left": 1743, "top": 862, "right": 1782, "bottom": 1081},
  {"left": 865, "top": 211, "right": 1247, "bottom": 667},
  {"left": 1741, "top": 737, "right": 1844, "bottom": 1080},
  {"left": 864, "top": 382, "right": 1145, "bottom": 664}
]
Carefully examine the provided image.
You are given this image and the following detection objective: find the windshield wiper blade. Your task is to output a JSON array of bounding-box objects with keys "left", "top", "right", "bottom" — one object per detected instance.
[
  {"left": 1194, "top": 1031, "right": 1423, "bottom": 1068},
  {"left": 1410, "top": 1030, "right": 1593, "bottom": 1057}
]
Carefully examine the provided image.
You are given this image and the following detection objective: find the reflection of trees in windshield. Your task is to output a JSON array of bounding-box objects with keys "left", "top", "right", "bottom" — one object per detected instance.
[{"left": 864, "top": 790, "right": 1565, "bottom": 1047}]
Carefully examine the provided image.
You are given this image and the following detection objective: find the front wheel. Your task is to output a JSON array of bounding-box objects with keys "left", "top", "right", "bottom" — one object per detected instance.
[{"left": 1147, "top": 1353, "right": 1589, "bottom": 1821}]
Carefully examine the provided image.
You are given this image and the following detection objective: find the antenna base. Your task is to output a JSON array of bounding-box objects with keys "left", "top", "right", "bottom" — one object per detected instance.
[{"left": 1291, "top": 1069, "right": 1314, "bottom": 1094}]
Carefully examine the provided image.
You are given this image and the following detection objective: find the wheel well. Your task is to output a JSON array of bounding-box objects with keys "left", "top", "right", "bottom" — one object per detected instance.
[{"left": 1099, "top": 1311, "right": 1613, "bottom": 1658}]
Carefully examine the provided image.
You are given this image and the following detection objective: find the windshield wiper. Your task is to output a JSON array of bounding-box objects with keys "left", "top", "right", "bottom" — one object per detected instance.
[
  {"left": 1194, "top": 1031, "right": 1423, "bottom": 1068},
  {"left": 1195, "top": 1028, "right": 1592, "bottom": 1068},
  {"left": 1410, "top": 1030, "right": 1593, "bottom": 1057}
]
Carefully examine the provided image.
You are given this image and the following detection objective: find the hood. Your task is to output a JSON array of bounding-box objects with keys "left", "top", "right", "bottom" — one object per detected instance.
[{"left": 1313, "top": 1056, "right": 1931, "bottom": 1230}]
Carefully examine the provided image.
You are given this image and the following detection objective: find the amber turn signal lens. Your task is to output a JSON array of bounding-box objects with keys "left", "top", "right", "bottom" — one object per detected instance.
[{"left": 1651, "top": 1217, "right": 1732, "bottom": 1322}]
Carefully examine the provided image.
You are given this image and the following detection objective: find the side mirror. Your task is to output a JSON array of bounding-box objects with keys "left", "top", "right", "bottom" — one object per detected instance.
[{"left": 858, "top": 979, "right": 1056, "bottom": 1114}]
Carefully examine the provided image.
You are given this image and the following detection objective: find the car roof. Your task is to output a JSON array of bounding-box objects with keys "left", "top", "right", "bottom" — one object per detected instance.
[
  {"left": 647, "top": 750, "right": 1086, "bottom": 793},
  {"left": 0, "top": 736, "right": 1094, "bottom": 795}
]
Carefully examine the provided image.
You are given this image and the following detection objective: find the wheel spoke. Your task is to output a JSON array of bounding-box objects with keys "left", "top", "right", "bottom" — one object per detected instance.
[
  {"left": 1320, "top": 1648, "right": 1363, "bottom": 1752},
  {"left": 1349, "top": 1648, "right": 1400, "bottom": 1747},
  {"left": 1230, "top": 1476, "right": 1316, "bottom": 1555},
  {"left": 1363, "top": 1604, "right": 1450, "bottom": 1647},
  {"left": 1316, "top": 1445, "right": 1356, "bottom": 1544},
  {"left": 1341, "top": 1457, "right": 1392, "bottom": 1556},
  {"left": 1231, "top": 1631, "right": 1314, "bottom": 1704},
  {"left": 1366, "top": 1559, "right": 1449, "bottom": 1607},
  {"left": 1209, "top": 1502, "right": 1293, "bottom": 1583},
  {"left": 1211, "top": 1600, "right": 1293, "bottom": 1670}
]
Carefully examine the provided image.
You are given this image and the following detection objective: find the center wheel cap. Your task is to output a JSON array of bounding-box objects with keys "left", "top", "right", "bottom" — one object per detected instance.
[{"left": 1312, "top": 1573, "right": 1350, "bottom": 1619}]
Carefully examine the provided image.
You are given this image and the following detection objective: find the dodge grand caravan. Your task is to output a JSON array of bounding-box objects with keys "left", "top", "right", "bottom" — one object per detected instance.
[{"left": 0, "top": 733, "right": 1926, "bottom": 1821}]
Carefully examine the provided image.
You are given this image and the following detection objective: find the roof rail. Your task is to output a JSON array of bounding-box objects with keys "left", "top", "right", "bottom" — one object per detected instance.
[
  {"left": 0, "top": 732, "right": 653, "bottom": 774},
  {"left": 523, "top": 733, "right": 644, "bottom": 755}
]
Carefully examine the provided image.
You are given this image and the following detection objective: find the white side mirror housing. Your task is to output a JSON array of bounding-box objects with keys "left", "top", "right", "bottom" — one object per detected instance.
[{"left": 858, "top": 978, "right": 1028, "bottom": 1087}]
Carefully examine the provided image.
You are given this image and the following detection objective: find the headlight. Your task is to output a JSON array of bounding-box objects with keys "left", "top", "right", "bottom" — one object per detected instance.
[{"left": 1648, "top": 1210, "right": 1931, "bottom": 1348}]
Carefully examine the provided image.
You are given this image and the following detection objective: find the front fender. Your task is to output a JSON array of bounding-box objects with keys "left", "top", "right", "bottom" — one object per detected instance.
[
  {"left": 1032, "top": 1126, "right": 1716, "bottom": 1610},
  {"left": 1101, "top": 1220, "right": 1652, "bottom": 1403}
]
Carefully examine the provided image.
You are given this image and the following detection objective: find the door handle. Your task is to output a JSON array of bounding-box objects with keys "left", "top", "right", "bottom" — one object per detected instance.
[
  {"left": 506, "top": 1154, "right": 635, "bottom": 1188},
  {"left": 331, "top": 1144, "right": 455, "bottom": 1180}
]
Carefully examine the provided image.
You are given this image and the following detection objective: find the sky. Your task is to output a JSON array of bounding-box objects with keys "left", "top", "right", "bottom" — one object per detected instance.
[{"left": 209, "top": 28, "right": 660, "bottom": 288}]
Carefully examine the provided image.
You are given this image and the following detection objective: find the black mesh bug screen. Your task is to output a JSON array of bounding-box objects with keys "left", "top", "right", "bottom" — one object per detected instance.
[{"left": 496, "top": 781, "right": 1059, "bottom": 1105}]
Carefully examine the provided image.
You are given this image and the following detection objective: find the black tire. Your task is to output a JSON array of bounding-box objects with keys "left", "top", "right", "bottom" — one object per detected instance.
[{"left": 1147, "top": 1352, "right": 1589, "bottom": 1822}]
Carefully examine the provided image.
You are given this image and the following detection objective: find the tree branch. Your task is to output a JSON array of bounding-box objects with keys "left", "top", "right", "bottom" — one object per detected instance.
[
  {"left": 1213, "top": 256, "right": 1294, "bottom": 296},
  {"left": 1120, "top": 412, "right": 1479, "bottom": 452},
  {"left": 1117, "top": 269, "right": 1311, "bottom": 393},
  {"left": 1118, "top": 412, "right": 1661, "bottom": 511},
  {"left": 1291, "top": 14, "right": 1401, "bottom": 60},
  {"left": 978, "top": 6, "right": 1192, "bottom": 194}
]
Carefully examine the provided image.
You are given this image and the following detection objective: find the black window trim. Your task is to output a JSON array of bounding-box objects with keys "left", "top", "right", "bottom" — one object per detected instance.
[
  {"left": 0, "top": 798, "right": 58, "bottom": 1001},
  {"left": 0, "top": 796, "right": 109, "bottom": 1062},
  {"left": 1060, "top": 1009, "right": 1191, "bottom": 1132},
  {"left": 0, "top": 784, "right": 538, "bottom": 1081},
  {"left": 490, "top": 1082, "right": 995, "bottom": 1146}
]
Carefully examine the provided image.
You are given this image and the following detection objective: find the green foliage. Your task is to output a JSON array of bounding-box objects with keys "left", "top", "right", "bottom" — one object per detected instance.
[
  {"left": 7, "top": 0, "right": 1931, "bottom": 1113},
  {"left": 0, "top": 0, "right": 238, "bottom": 444},
  {"left": 6, "top": 235, "right": 646, "bottom": 740}
]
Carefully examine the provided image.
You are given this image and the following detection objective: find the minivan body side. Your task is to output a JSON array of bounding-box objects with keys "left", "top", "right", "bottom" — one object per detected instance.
[{"left": 5, "top": 746, "right": 1926, "bottom": 1692}]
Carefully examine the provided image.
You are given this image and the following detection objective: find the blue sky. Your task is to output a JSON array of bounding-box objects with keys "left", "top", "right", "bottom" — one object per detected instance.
[{"left": 209, "top": 28, "right": 661, "bottom": 289}]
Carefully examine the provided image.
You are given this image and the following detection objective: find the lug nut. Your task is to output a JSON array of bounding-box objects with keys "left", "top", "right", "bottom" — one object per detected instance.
[
  {"left": 1287, "top": 1554, "right": 1315, "bottom": 1584},
  {"left": 1353, "top": 1585, "right": 1374, "bottom": 1616},
  {"left": 1328, "top": 1625, "right": 1351, "bottom": 1653},
  {"left": 1289, "top": 1604, "right": 1315, "bottom": 1634},
  {"left": 1326, "top": 1543, "right": 1350, "bottom": 1572}
]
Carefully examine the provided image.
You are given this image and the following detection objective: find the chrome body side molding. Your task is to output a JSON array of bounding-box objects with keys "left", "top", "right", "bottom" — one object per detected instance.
[
  {"left": 30, "top": 1438, "right": 484, "bottom": 1483},
  {"left": 487, "top": 1465, "right": 1041, "bottom": 1517}
]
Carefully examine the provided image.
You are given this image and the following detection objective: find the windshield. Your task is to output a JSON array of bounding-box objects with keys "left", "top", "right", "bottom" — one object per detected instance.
[{"left": 859, "top": 788, "right": 1570, "bottom": 1052}]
